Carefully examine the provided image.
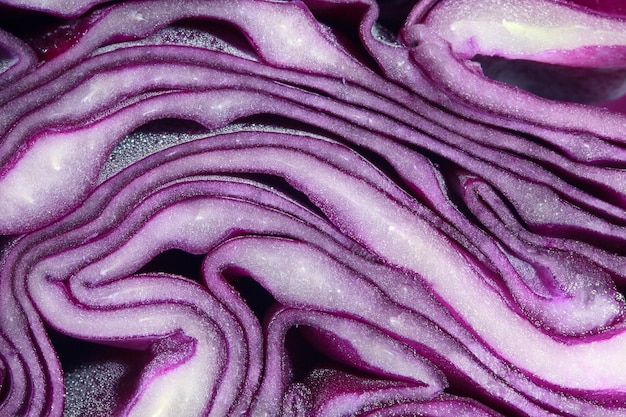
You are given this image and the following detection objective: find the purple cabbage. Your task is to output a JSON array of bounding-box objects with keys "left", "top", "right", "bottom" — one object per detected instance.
[{"left": 1, "top": 0, "right": 626, "bottom": 416}]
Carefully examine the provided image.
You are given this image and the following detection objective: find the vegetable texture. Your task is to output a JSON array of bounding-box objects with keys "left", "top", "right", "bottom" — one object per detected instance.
[{"left": 1, "top": 0, "right": 626, "bottom": 415}]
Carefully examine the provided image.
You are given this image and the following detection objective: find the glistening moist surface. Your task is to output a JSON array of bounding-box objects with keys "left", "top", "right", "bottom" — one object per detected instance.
[{"left": 2, "top": 0, "right": 626, "bottom": 416}]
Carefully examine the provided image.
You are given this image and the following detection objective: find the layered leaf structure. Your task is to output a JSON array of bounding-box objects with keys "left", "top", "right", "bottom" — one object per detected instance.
[{"left": 2, "top": 0, "right": 626, "bottom": 416}]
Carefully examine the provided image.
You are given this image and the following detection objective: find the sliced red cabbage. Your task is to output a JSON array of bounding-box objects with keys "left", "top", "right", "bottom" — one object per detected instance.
[{"left": 2, "top": 0, "right": 626, "bottom": 416}]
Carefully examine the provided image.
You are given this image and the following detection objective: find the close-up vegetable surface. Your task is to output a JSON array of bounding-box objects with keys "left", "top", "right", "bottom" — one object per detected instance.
[{"left": 1, "top": 0, "right": 626, "bottom": 415}]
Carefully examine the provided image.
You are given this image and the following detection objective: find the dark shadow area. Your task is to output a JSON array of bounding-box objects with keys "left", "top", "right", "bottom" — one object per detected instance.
[
  {"left": 48, "top": 328, "right": 150, "bottom": 417},
  {"left": 306, "top": 0, "right": 384, "bottom": 76},
  {"left": 284, "top": 326, "right": 330, "bottom": 383},
  {"left": 474, "top": 55, "right": 626, "bottom": 115},
  {"left": 222, "top": 267, "right": 278, "bottom": 324},
  {"left": 168, "top": 18, "right": 260, "bottom": 59},
  {"left": 376, "top": 0, "right": 419, "bottom": 35},
  {"left": 234, "top": 172, "right": 331, "bottom": 221},
  {"left": 0, "top": 5, "right": 99, "bottom": 61},
  {"left": 135, "top": 249, "right": 205, "bottom": 283},
  {"left": 100, "top": 118, "right": 209, "bottom": 180}
]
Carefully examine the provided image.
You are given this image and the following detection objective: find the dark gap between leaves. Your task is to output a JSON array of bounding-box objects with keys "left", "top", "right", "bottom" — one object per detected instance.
[
  {"left": 48, "top": 328, "right": 150, "bottom": 417},
  {"left": 474, "top": 55, "right": 626, "bottom": 115}
]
